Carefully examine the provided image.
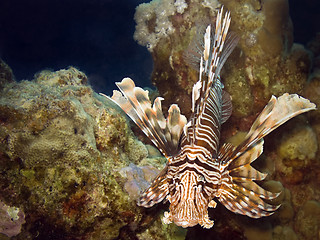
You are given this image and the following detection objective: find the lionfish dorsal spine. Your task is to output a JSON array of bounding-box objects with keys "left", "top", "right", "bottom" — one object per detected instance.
[{"left": 183, "top": 7, "right": 237, "bottom": 155}]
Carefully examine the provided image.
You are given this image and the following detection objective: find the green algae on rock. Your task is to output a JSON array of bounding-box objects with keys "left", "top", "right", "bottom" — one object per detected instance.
[
  {"left": 0, "top": 65, "right": 186, "bottom": 239},
  {"left": 278, "top": 122, "right": 317, "bottom": 164}
]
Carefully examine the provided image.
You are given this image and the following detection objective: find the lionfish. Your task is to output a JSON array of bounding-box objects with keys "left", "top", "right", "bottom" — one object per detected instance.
[{"left": 101, "top": 7, "right": 316, "bottom": 228}]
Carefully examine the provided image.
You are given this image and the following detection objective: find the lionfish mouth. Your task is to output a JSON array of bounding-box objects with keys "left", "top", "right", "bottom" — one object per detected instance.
[
  {"left": 173, "top": 218, "right": 198, "bottom": 228},
  {"left": 169, "top": 200, "right": 206, "bottom": 228}
]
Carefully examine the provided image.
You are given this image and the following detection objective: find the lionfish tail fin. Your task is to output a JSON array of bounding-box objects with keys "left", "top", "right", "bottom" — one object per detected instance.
[
  {"left": 100, "top": 77, "right": 187, "bottom": 157},
  {"left": 243, "top": 93, "right": 316, "bottom": 149},
  {"left": 137, "top": 166, "right": 169, "bottom": 207},
  {"left": 217, "top": 140, "right": 281, "bottom": 218}
]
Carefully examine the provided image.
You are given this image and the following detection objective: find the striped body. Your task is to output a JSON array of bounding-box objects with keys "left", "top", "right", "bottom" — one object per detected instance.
[
  {"left": 165, "top": 145, "right": 220, "bottom": 228},
  {"left": 163, "top": 78, "right": 227, "bottom": 227},
  {"left": 101, "top": 7, "right": 316, "bottom": 229}
]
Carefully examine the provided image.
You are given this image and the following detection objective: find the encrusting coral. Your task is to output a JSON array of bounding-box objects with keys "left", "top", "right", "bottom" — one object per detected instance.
[{"left": 0, "top": 64, "right": 186, "bottom": 239}]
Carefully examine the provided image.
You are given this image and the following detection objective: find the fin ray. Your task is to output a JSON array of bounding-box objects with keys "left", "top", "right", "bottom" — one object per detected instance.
[
  {"left": 101, "top": 78, "right": 187, "bottom": 157},
  {"left": 229, "top": 164, "right": 268, "bottom": 181},
  {"left": 218, "top": 182, "right": 280, "bottom": 218},
  {"left": 240, "top": 93, "right": 316, "bottom": 150},
  {"left": 217, "top": 93, "right": 316, "bottom": 218},
  {"left": 234, "top": 180, "right": 280, "bottom": 200},
  {"left": 217, "top": 139, "right": 279, "bottom": 217},
  {"left": 137, "top": 165, "right": 170, "bottom": 207},
  {"left": 184, "top": 8, "right": 237, "bottom": 155},
  {"left": 221, "top": 90, "right": 232, "bottom": 124}
]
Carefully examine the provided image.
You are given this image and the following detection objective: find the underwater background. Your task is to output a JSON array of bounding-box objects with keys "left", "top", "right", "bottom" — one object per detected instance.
[{"left": 0, "top": 0, "right": 320, "bottom": 239}]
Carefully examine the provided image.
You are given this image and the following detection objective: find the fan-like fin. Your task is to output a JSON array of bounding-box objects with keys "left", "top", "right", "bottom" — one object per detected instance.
[
  {"left": 137, "top": 165, "right": 170, "bottom": 208},
  {"left": 229, "top": 163, "right": 268, "bottom": 181},
  {"left": 225, "top": 138, "right": 264, "bottom": 170},
  {"left": 216, "top": 93, "right": 316, "bottom": 218},
  {"left": 239, "top": 93, "right": 316, "bottom": 150},
  {"left": 218, "top": 181, "right": 280, "bottom": 218},
  {"left": 234, "top": 180, "right": 280, "bottom": 200},
  {"left": 217, "top": 139, "right": 280, "bottom": 217},
  {"left": 167, "top": 104, "right": 186, "bottom": 148},
  {"left": 100, "top": 77, "right": 187, "bottom": 157}
]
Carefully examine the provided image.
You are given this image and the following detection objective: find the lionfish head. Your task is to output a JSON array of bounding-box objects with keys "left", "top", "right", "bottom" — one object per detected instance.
[{"left": 163, "top": 171, "right": 214, "bottom": 228}]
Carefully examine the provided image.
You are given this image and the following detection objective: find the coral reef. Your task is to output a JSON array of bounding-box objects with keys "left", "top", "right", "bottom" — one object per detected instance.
[
  {"left": 295, "top": 200, "right": 320, "bottom": 240},
  {"left": 134, "top": 0, "right": 224, "bottom": 116},
  {"left": 0, "top": 64, "right": 186, "bottom": 239},
  {"left": 277, "top": 123, "right": 317, "bottom": 161},
  {"left": 0, "top": 0, "right": 319, "bottom": 239}
]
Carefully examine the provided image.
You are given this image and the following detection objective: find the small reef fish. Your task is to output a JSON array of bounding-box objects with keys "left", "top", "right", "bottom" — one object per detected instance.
[{"left": 101, "top": 7, "right": 316, "bottom": 228}]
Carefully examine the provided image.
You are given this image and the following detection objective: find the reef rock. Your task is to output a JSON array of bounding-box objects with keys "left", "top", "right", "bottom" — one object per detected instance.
[
  {"left": 0, "top": 59, "right": 14, "bottom": 90},
  {"left": 0, "top": 65, "right": 186, "bottom": 239},
  {"left": 295, "top": 200, "right": 320, "bottom": 240}
]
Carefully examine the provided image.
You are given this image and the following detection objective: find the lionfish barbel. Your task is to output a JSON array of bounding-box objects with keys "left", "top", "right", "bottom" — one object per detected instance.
[{"left": 101, "top": 7, "right": 316, "bottom": 228}]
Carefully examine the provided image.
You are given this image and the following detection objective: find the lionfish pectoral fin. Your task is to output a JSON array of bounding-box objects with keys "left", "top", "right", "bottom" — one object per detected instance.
[
  {"left": 100, "top": 77, "right": 187, "bottom": 157},
  {"left": 137, "top": 165, "right": 169, "bottom": 208},
  {"left": 216, "top": 93, "right": 316, "bottom": 218},
  {"left": 218, "top": 182, "right": 280, "bottom": 218},
  {"left": 217, "top": 140, "right": 281, "bottom": 218},
  {"left": 242, "top": 93, "right": 316, "bottom": 149},
  {"left": 216, "top": 94, "right": 315, "bottom": 218}
]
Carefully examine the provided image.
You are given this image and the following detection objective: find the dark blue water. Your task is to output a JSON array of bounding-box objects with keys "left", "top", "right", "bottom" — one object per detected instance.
[
  {"left": 0, "top": 0, "right": 153, "bottom": 94},
  {"left": 0, "top": 0, "right": 318, "bottom": 94}
]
